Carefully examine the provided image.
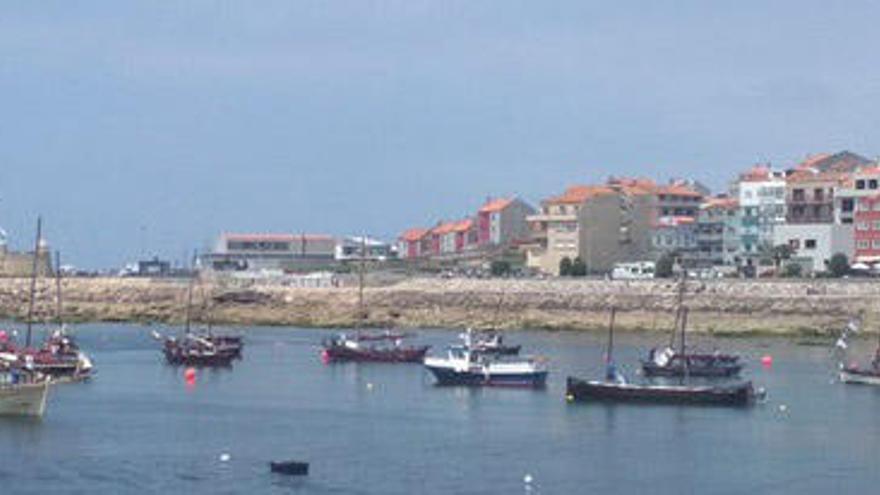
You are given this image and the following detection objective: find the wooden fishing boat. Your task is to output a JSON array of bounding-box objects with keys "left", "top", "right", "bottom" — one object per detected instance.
[
  {"left": 319, "top": 238, "right": 427, "bottom": 364},
  {"left": 11, "top": 226, "right": 94, "bottom": 383},
  {"left": 424, "top": 345, "right": 547, "bottom": 388},
  {"left": 155, "top": 263, "right": 239, "bottom": 367},
  {"left": 641, "top": 276, "right": 741, "bottom": 378},
  {"left": 161, "top": 335, "right": 236, "bottom": 367},
  {"left": 566, "top": 307, "right": 760, "bottom": 407},
  {"left": 565, "top": 377, "right": 756, "bottom": 406},
  {"left": 320, "top": 334, "right": 429, "bottom": 363}
]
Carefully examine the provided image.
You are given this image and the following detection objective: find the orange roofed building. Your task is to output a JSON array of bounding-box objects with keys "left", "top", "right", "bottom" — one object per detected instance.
[{"left": 525, "top": 177, "right": 704, "bottom": 275}]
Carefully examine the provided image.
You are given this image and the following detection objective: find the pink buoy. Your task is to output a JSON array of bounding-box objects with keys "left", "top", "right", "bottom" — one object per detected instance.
[
  {"left": 761, "top": 355, "right": 773, "bottom": 368},
  {"left": 184, "top": 367, "right": 197, "bottom": 385}
]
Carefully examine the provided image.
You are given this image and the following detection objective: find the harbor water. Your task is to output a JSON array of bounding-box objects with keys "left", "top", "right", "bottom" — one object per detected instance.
[{"left": 2, "top": 324, "right": 880, "bottom": 494}]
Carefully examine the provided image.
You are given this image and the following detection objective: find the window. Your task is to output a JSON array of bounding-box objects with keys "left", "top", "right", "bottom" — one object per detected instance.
[
  {"left": 842, "top": 198, "right": 854, "bottom": 213},
  {"left": 871, "top": 179, "right": 879, "bottom": 190},
  {"left": 792, "top": 189, "right": 805, "bottom": 202},
  {"left": 873, "top": 240, "right": 880, "bottom": 249},
  {"left": 874, "top": 202, "right": 880, "bottom": 212},
  {"left": 813, "top": 188, "right": 824, "bottom": 201},
  {"left": 805, "top": 239, "right": 817, "bottom": 249},
  {"left": 858, "top": 240, "right": 870, "bottom": 250},
  {"left": 856, "top": 180, "right": 866, "bottom": 190},
  {"left": 789, "top": 239, "right": 800, "bottom": 250},
  {"left": 857, "top": 222, "right": 870, "bottom": 231},
  {"left": 874, "top": 221, "right": 880, "bottom": 230}
]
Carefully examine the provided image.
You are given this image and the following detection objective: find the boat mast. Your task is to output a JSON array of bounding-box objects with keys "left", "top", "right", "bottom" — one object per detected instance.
[
  {"left": 54, "top": 250, "right": 63, "bottom": 328},
  {"left": 669, "top": 270, "right": 687, "bottom": 348},
  {"left": 358, "top": 235, "right": 366, "bottom": 329},
  {"left": 680, "top": 306, "right": 690, "bottom": 381},
  {"left": 606, "top": 306, "right": 617, "bottom": 365},
  {"left": 25, "top": 216, "right": 42, "bottom": 348},
  {"left": 183, "top": 253, "right": 195, "bottom": 335}
]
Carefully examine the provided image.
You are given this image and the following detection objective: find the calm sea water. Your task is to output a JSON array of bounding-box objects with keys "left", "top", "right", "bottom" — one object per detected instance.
[{"left": 2, "top": 324, "right": 880, "bottom": 494}]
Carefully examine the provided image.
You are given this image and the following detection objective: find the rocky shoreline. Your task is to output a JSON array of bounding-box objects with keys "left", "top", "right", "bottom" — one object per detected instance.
[{"left": 0, "top": 276, "right": 874, "bottom": 336}]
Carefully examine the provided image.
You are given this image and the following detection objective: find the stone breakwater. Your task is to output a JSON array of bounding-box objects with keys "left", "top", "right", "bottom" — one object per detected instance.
[{"left": 0, "top": 276, "right": 876, "bottom": 335}]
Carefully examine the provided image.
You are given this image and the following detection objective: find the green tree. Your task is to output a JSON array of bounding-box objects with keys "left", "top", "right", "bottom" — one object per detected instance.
[
  {"left": 655, "top": 251, "right": 677, "bottom": 279},
  {"left": 490, "top": 260, "right": 511, "bottom": 277},
  {"left": 770, "top": 244, "right": 794, "bottom": 275},
  {"left": 559, "top": 257, "right": 572, "bottom": 277},
  {"left": 828, "top": 252, "right": 850, "bottom": 278},
  {"left": 781, "top": 262, "right": 802, "bottom": 278},
  {"left": 570, "top": 257, "right": 587, "bottom": 276}
]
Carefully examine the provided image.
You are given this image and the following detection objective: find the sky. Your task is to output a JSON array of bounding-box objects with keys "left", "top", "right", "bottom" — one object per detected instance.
[{"left": 2, "top": 1, "right": 880, "bottom": 268}]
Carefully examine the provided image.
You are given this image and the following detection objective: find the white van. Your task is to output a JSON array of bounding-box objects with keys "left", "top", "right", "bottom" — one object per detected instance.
[{"left": 611, "top": 261, "right": 656, "bottom": 280}]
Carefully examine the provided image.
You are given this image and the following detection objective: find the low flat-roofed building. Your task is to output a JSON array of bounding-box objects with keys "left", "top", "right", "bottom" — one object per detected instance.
[
  {"left": 335, "top": 236, "right": 395, "bottom": 261},
  {"left": 203, "top": 232, "right": 336, "bottom": 272}
]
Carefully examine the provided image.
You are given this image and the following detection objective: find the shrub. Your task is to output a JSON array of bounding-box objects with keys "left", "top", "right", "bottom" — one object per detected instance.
[
  {"left": 559, "top": 257, "right": 573, "bottom": 276},
  {"left": 570, "top": 257, "right": 587, "bottom": 277},
  {"left": 828, "top": 253, "right": 850, "bottom": 278}
]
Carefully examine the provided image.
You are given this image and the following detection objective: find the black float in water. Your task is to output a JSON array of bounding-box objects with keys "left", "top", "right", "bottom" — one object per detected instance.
[{"left": 270, "top": 460, "right": 309, "bottom": 476}]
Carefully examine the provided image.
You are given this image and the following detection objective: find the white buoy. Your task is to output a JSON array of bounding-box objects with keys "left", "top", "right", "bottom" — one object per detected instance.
[
  {"left": 524, "top": 474, "right": 533, "bottom": 484},
  {"left": 366, "top": 382, "right": 374, "bottom": 390},
  {"left": 219, "top": 453, "right": 231, "bottom": 462},
  {"left": 778, "top": 404, "right": 788, "bottom": 413}
]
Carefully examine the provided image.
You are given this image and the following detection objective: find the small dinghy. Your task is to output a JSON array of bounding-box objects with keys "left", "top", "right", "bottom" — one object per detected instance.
[{"left": 269, "top": 460, "right": 309, "bottom": 476}]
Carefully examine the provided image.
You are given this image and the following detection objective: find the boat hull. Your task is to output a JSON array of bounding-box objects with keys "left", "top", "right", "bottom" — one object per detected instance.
[
  {"left": 0, "top": 381, "right": 50, "bottom": 417},
  {"left": 425, "top": 364, "right": 548, "bottom": 388},
  {"left": 641, "top": 361, "right": 742, "bottom": 378},
  {"left": 840, "top": 367, "right": 880, "bottom": 386},
  {"left": 163, "top": 348, "right": 235, "bottom": 367},
  {"left": 321, "top": 345, "right": 429, "bottom": 363},
  {"left": 565, "top": 377, "right": 755, "bottom": 407}
]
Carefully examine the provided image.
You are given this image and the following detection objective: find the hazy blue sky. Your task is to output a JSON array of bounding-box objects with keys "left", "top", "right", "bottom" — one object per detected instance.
[{"left": 2, "top": 1, "right": 879, "bottom": 268}]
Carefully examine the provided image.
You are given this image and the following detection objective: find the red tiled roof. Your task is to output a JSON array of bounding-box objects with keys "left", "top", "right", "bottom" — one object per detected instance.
[
  {"left": 796, "top": 151, "right": 870, "bottom": 173},
  {"left": 786, "top": 168, "right": 851, "bottom": 184},
  {"left": 223, "top": 233, "right": 333, "bottom": 243},
  {"left": 796, "top": 153, "right": 831, "bottom": 170},
  {"left": 479, "top": 198, "right": 514, "bottom": 213},
  {"left": 399, "top": 228, "right": 429, "bottom": 242},
  {"left": 450, "top": 219, "right": 474, "bottom": 233},
  {"left": 656, "top": 184, "right": 703, "bottom": 198},
  {"left": 701, "top": 197, "right": 738, "bottom": 210},
  {"left": 739, "top": 164, "right": 773, "bottom": 182},
  {"left": 431, "top": 221, "right": 458, "bottom": 235},
  {"left": 544, "top": 185, "right": 615, "bottom": 205}
]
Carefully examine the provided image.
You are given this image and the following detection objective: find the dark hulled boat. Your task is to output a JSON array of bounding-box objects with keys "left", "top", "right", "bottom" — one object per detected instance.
[
  {"left": 566, "top": 307, "right": 761, "bottom": 408},
  {"left": 320, "top": 333, "right": 429, "bottom": 363},
  {"left": 640, "top": 278, "right": 741, "bottom": 378},
  {"left": 155, "top": 264, "right": 242, "bottom": 368},
  {"left": 161, "top": 334, "right": 236, "bottom": 367},
  {"left": 565, "top": 376, "right": 756, "bottom": 406},
  {"left": 320, "top": 241, "right": 428, "bottom": 363},
  {"left": 641, "top": 346, "right": 741, "bottom": 378}
]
